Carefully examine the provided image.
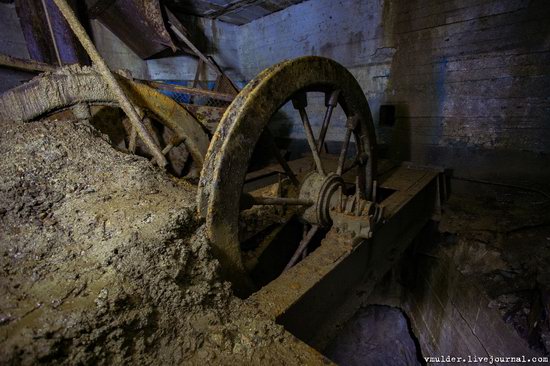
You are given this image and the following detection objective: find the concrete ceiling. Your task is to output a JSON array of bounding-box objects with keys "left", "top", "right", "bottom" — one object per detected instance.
[{"left": 165, "top": 0, "right": 305, "bottom": 25}]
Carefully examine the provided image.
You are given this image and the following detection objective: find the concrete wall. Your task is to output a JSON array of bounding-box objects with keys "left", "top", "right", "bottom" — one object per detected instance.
[
  {"left": 89, "top": 20, "right": 149, "bottom": 80},
  {"left": 235, "top": 0, "right": 550, "bottom": 187}
]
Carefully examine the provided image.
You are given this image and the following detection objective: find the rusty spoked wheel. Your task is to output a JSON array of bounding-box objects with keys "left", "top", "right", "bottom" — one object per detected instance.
[
  {"left": 198, "top": 57, "right": 377, "bottom": 295},
  {"left": 0, "top": 66, "right": 210, "bottom": 177}
]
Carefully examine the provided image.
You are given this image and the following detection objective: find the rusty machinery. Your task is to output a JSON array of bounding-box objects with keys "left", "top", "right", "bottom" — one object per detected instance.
[
  {"left": 194, "top": 57, "right": 447, "bottom": 348},
  {"left": 198, "top": 56, "right": 378, "bottom": 291},
  {"left": 0, "top": 56, "right": 447, "bottom": 357},
  {"left": 0, "top": 66, "right": 210, "bottom": 178}
]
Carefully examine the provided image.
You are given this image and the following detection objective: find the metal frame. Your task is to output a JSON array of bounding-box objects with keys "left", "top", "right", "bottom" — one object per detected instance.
[{"left": 246, "top": 160, "right": 446, "bottom": 355}]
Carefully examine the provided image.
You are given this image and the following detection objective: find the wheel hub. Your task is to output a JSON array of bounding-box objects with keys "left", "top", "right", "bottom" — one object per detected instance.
[{"left": 299, "top": 172, "right": 344, "bottom": 227}]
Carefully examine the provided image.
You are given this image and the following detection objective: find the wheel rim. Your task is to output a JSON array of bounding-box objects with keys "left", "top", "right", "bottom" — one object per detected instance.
[{"left": 198, "top": 56, "right": 377, "bottom": 293}]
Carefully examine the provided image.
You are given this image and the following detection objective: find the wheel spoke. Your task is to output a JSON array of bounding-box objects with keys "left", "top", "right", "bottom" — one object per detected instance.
[
  {"left": 342, "top": 157, "right": 360, "bottom": 175},
  {"left": 284, "top": 225, "right": 319, "bottom": 271},
  {"left": 341, "top": 151, "right": 369, "bottom": 175},
  {"left": 298, "top": 108, "right": 326, "bottom": 175},
  {"left": 240, "top": 193, "right": 313, "bottom": 210},
  {"left": 161, "top": 143, "right": 174, "bottom": 155},
  {"left": 242, "top": 216, "right": 294, "bottom": 271},
  {"left": 265, "top": 129, "right": 299, "bottom": 186},
  {"left": 317, "top": 89, "right": 340, "bottom": 154},
  {"left": 128, "top": 123, "right": 137, "bottom": 153},
  {"left": 292, "top": 93, "right": 325, "bottom": 176},
  {"left": 337, "top": 128, "right": 352, "bottom": 176}
]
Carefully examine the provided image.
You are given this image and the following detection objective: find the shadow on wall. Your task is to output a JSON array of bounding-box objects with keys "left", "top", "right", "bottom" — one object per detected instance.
[
  {"left": 383, "top": 0, "right": 443, "bottom": 164},
  {"left": 324, "top": 304, "right": 424, "bottom": 366},
  {"left": 387, "top": 102, "right": 411, "bottom": 161},
  {"left": 506, "top": 0, "right": 550, "bottom": 154},
  {"left": 381, "top": 0, "right": 550, "bottom": 188}
]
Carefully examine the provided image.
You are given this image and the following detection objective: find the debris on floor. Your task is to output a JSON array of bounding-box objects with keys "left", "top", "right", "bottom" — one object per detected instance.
[{"left": 0, "top": 118, "right": 320, "bottom": 365}]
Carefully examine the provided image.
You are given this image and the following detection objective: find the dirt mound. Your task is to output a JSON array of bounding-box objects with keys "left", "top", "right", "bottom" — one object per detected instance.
[{"left": 0, "top": 118, "right": 308, "bottom": 365}]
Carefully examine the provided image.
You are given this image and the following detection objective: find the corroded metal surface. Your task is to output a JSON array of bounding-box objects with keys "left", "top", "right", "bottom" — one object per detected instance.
[
  {"left": 183, "top": 105, "right": 226, "bottom": 134},
  {"left": 248, "top": 164, "right": 445, "bottom": 348},
  {"left": 85, "top": 0, "right": 177, "bottom": 59},
  {"left": 15, "top": 0, "right": 88, "bottom": 65},
  {"left": 197, "top": 56, "right": 377, "bottom": 289},
  {"left": 0, "top": 66, "right": 209, "bottom": 168}
]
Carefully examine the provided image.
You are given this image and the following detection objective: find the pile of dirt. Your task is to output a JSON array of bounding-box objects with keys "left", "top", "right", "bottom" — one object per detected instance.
[{"left": 0, "top": 118, "right": 314, "bottom": 365}]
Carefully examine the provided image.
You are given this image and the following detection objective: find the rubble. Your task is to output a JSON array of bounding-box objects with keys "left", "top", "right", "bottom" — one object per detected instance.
[{"left": 0, "top": 117, "right": 315, "bottom": 364}]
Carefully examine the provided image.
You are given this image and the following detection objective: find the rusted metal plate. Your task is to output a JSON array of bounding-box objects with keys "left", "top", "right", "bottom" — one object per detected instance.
[
  {"left": 15, "top": 0, "right": 88, "bottom": 65},
  {"left": 85, "top": 0, "right": 177, "bottom": 59},
  {"left": 183, "top": 104, "right": 225, "bottom": 134}
]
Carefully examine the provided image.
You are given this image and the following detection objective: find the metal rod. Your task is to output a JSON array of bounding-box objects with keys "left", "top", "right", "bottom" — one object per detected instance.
[
  {"left": 41, "top": 0, "right": 62, "bottom": 66},
  {"left": 265, "top": 129, "right": 299, "bottom": 186},
  {"left": 284, "top": 225, "right": 319, "bottom": 271},
  {"left": 51, "top": 0, "right": 167, "bottom": 167},
  {"left": 250, "top": 196, "right": 313, "bottom": 206},
  {"left": 317, "top": 89, "right": 340, "bottom": 154},
  {"left": 140, "top": 80, "right": 235, "bottom": 102},
  {"left": 317, "top": 105, "right": 334, "bottom": 154},
  {"left": 298, "top": 108, "right": 325, "bottom": 176},
  {"left": 165, "top": 7, "right": 240, "bottom": 94},
  {"left": 337, "top": 126, "right": 352, "bottom": 176},
  {"left": 168, "top": 23, "right": 220, "bottom": 75}
]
